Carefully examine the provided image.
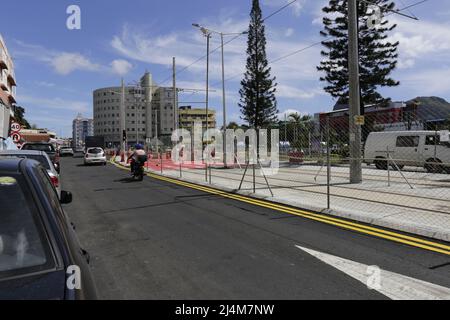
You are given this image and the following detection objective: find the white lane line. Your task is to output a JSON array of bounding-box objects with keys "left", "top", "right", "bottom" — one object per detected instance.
[{"left": 296, "top": 245, "right": 450, "bottom": 300}]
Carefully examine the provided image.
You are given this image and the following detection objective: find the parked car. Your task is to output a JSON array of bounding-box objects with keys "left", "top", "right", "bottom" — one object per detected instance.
[
  {"left": 59, "top": 147, "right": 74, "bottom": 157},
  {"left": 288, "top": 149, "right": 305, "bottom": 164},
  {"left": 21, "top": 142, "right": 60, "bottom": 173},
  {"left": 364, "top": 131, "right": 450, "bottom": 173},
  {"left": 0, "top": 158, "right": 97, "bottom": 299},
  {"left": 0, "top": 150, "right": 61, "bottom": 199},
  {"left": 84, "top": 147, "right": 107, "bottom": 166}
]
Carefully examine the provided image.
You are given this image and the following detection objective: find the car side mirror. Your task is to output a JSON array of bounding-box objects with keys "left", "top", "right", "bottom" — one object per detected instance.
[{"left": 60, "top": 191, "right": 73, "bottom": 204}]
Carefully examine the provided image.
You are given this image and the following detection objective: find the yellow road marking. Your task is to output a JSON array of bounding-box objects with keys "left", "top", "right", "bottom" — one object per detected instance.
[{"left": 111, "top": 160, "right": 450, "bottom": 256}]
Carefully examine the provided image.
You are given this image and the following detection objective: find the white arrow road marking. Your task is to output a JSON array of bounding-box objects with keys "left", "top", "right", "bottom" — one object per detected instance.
[{"left": 296, "top": 245, "right": 450, "bottom": 300}]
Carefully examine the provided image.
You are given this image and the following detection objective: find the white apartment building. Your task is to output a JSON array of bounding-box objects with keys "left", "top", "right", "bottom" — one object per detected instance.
[
  {"left": 0, "top": 34, "right": 16, "bottom": 140},
  {"left": 72, "top": 114, "right": 94, "bottom": 149},
  {"left": 93, "top": 72, "right": 177, "bottom": 147}
]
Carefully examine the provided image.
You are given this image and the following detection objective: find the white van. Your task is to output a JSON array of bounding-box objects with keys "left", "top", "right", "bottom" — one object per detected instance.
[{"left": 364, "top": 131, "right": 450, "bottom": 173}]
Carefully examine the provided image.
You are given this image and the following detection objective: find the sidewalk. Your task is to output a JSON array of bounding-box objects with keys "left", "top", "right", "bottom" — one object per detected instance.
[{"left": 114, "top": 156, "right": 450, "bottom": 242}]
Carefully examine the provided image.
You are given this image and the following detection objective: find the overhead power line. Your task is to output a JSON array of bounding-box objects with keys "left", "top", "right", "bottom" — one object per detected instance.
[{"left": 158, "top": 0, "right": 301, "bottom": 86}]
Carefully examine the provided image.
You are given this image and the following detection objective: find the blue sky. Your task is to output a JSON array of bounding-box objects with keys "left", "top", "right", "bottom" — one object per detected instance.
[{"left": 0, "top": 0, "right": 449, "bottom": 137}]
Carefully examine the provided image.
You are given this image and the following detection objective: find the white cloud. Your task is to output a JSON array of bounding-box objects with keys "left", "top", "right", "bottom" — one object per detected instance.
[
  {"left": 17, "top": 94, "right": 90, "bottom": 113},
  {"left": 263, "top": 0, "right": 305, "bottom": 17},
  {"left": 13, "top": 40, "right": 130, "bottom": 76},
  {"left": 35, "top": 81, "right": 56, "bottom": 88},
  {"left": 111, "top": 59, "right": 133, "bottom": 76},
  {"left": 388, "top": 17, "right": 450, "bottom": 69},
  {"left": 277, "top": 108, "right": 306, "bottom": 120},
  {"left": 285, "top": 28, "right": 294, "bottom": 37},
  {"left": 277, "top": 84, "right": 323, "bottom": 99},
  {"left": 51, "top": 52, "right": 100, "bottom": 75}
]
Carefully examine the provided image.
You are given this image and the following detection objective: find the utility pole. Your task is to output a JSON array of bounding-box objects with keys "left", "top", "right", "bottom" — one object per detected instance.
[
  {"left": 134, "top": 91, "right": 139, "bottom": 145},
  {"left": 205, "top": 32, "right": 211, "bottom": 182},
  {"left": 348, "top": 0, "right": 362, "bottom": 184},
  {"left": 120, "top": 78, "right": 127, "bottom": 153},
  {"left": 221, "top": 33, "right": 227, "bottom": 168},
  {"left": 173, "top": 57, "right": 178, "bottom": 132}
]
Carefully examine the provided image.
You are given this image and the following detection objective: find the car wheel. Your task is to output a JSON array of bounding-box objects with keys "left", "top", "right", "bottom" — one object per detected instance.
[
  {"left": 375, "top": 158, "right": 388, "bottom": 170},
  {"left": 425, "top": 158, "right": 443, "bottom": 173}
]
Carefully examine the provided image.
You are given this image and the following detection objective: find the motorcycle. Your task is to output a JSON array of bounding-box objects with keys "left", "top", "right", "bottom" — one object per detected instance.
[{"left": 131, "top": 160, "right": 145, "bottom": 181}]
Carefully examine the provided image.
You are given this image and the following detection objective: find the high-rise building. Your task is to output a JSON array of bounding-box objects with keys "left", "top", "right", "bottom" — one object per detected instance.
[
  {"left": 72, "top": 114, "right": 94, "bottom": 149},
  {"left": 0, "top": 34, "right": 17, "bottom": 140},
  {"left": 178, "top": 106, "right": 216, "bottom": 132},
  {"left": 93, "top": 72, "right": 178, "bottom": 147}
]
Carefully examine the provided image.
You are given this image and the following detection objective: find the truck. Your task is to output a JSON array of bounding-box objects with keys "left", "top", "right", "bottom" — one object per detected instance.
[
  {"left": 84, "top": 136, "right": 105, "bottom": 151},
  {"left": 364, "top": 131, "right": 450, "bottom": 173}
]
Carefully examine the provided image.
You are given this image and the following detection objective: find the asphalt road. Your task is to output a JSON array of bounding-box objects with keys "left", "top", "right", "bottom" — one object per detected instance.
[{"left": 60, "top": 156, "right": 450, "bottom": 299}]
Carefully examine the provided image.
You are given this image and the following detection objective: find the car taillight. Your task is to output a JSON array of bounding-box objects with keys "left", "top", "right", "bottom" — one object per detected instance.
[{"left": 50, "top": 175, "right": 59, "bottom": 188}]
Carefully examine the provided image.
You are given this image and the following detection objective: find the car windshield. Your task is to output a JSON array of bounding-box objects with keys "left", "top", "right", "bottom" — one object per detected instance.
[
  {"left": 0, "top": 155, "right": 51, "bottom": 170},
  {"left": 0, "top": 175, "right": 51, "bottom": 278},
  {"left": 22, "top": 144, "right": 55, "bottom": 153},
  {"left": 88, "top": 148, "right": 103, "bottom": 154}
]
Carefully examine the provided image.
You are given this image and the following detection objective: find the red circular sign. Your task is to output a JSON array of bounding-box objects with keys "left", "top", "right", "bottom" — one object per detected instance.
[
  {"left": 10, "top": 122, "right": 21, "bottom": 133},
  {"left": 11, "top": 132, "right": 22, "bottom": 144}
]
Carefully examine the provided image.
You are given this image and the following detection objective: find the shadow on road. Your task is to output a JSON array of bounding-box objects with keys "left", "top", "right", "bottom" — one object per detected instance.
[{"left": 114, "top": 177, "right": 142, "bottom": 184}]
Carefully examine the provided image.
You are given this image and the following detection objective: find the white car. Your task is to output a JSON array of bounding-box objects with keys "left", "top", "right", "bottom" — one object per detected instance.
[
  {"left": 84, "top": 147, "right": 107, "bottom": 166},
  {"left": 0, "top": 150, "right": 62, "bottom": 198},
  {"left": 59, "top": 147, "right": 74, "bottom": 157},
  {"left": 364, "top": 131, "right": 450, "bottom": 173}
]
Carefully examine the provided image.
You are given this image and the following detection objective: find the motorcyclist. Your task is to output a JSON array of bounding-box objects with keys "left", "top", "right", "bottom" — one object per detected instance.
[{"left": 130, "top": 144, "right": 147, "bottom": 176}]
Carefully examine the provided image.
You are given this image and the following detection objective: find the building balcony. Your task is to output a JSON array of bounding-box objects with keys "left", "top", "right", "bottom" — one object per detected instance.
[
  {"left": 7, "top": 74, "right": 16, "bottom": 86},
  {"left": 8, "top": 94, "right": 16, "bottom": 104},
  {"left": 0, "top": 59, "right": 7, "bottom": 70}
]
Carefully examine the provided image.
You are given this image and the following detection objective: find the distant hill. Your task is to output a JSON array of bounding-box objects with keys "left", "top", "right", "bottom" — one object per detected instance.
[{"left": 407, "top": 96, "right": 450, "bottom": 121}]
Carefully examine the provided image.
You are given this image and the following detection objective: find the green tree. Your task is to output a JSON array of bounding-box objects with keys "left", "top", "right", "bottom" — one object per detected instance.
[
  {"left": 226, "top": 122, "right": 241, "bottom": 130},
  {"left": 13, "top": 106, "right": 31, "bottom": 129},
  {"left": 317, "top": 0, "right": 399, "bottom": 106},
  {"left": 289, "top": 113, "right": 313, "bottom": 150},
  {"left": 239, "top": 0, "right": 278, "bottom": 129}
]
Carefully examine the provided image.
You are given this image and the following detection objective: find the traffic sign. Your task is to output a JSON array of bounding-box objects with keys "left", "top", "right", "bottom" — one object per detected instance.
[
  {"left": 10, "top": 122, "right": 21, "bottom": 133},
  {"left": 11, "top": 132, "right": 22, "bottom": 144},
  {"left": 354, "top": 115, "right": 365, "bottom": 126}
]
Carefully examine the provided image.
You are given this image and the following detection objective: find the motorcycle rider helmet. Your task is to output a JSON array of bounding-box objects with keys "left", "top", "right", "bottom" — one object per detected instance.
[{"left": 135, "top": 144, "right": 144, "bottom": 150}]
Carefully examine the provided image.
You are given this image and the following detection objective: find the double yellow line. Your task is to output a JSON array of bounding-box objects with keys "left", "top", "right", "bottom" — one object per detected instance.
[{"left": 111, "top": 160, "right": 450, "bottom": 256}]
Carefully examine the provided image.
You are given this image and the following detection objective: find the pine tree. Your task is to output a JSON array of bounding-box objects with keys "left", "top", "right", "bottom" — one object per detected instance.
[
  {"left": 239, "top": 0, "right": 278, "bottom": 128},
  {"left": 317, "top": 0, "right": 400, "bottom": 106}
]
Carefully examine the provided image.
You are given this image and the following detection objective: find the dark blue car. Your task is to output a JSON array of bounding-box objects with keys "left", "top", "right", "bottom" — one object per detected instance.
[{"left": 0, "top": 158, "right": 97, "bottom": 300}]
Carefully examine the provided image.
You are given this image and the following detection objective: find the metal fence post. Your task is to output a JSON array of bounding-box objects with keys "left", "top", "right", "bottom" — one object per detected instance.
[
  {"left": 387, "top": 146, "right": 391, "bottom": 187},
  {"left": 160, "top": 149, "right": 163, "bottom": 175},
  {"left": 209, "top": 165, "right": 212, "bottom": 184},
  {"left": 326, "top": 116, "right": 331, "bottom": 210}
]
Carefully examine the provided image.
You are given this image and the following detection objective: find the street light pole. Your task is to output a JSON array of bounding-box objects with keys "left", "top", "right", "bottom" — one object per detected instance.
[
  {"left": 120, "top": 78, "right": 127, "bottom": 154},
  {"left": 221, "top": 32, "right": 227, "bottom": 168},
  {"left": 205, "top": 32, "right": 211, "bottom": 182},
  {"left": 348, "top": 0, "right": 362, "bottom": 184},
  {"left": 192, "top": 24, "right": 248, "bottom": 170}
]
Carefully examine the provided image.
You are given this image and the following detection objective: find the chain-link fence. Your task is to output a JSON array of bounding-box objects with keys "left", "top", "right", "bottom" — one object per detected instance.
[{"left": 119, "top": 101, "right": 450, "bottom": 240}]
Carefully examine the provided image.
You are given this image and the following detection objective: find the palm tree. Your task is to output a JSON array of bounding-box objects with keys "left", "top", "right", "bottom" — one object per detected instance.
[{"left": 288, "top": 113, "right": 313, "bottom": 150}]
